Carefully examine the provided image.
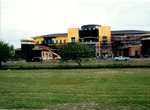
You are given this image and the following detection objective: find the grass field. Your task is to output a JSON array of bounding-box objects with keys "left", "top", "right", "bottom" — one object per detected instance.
[
  {"left": 2, "top": 59, "right": 150, "bottom": 68},
  {"left": 0, "top": 68, "right": 150, "bottom": 109}
]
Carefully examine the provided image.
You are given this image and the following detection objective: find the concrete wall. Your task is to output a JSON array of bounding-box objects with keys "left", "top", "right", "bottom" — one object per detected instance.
[
  {"left": 33, "top": 37, "right": 44, "bottom": 44},
  {"left": 41, "top": 51, "right": 53, "bottom": 60},
  {"left": 99, "top": 26, "right": 111, "bottom": 42},
  {"left": 68, "top": 28, "right": 79, "bottom": 43},
  {"left": 95, "top": 42, "right": 101, "bottom": 57},
  {"left": 98, "top": 26, "right": 112, "bottom": 57},
  {"left": 52, "top": 36, "right": 68, "bottom": 43},
  {"left": 129, "top": 46, "right": 141, "bottom": 57}
]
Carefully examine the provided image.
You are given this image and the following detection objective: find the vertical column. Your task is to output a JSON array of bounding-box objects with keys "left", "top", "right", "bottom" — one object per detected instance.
[{"left": 68, "top": 28, "right": 79, "bottom": 43}]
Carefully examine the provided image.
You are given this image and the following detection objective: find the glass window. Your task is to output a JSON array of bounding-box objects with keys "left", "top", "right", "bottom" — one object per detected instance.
[
  {"left": 103, "top": 53, "right": 108, "bottom": 58},
  {"left": 135, "top": 50, "right": 138, "bottom": 56},
  {"left": 103, "top": 36, "right": 107, "bottom": 41},
  {"left": 71, "top": 37, "right": 75, "bottom": 43},
  {"left": 64, "top": 40, "right": 66, "bottom": 43},
  {"left": 136, "top": 36, "right": 140, "bottom": 40},
  {"left": 52, "top": 40, "right": 54, "bottom": 44},
  {"left": 60, "top": 40, "right": 62, "bottom": 43},
  {"left": 97, "top": 53, "right": 99, "bottom": 57},
  {"left": 41, "top": 41, "right": 43, "bottom": 44},
  {"left": 102, "top": 44, "right": 108, "bottom": 48},
  {"left": 44, "top": 40, "right": 47, "bottom": 44},
  {"left": 48, "top": 40, "right": 51, "bottom": 44},
  {"left": 119, "top": 51, "right": 121, "bottom": 56},
  {"left": 56, "top": 40, "right": 58, "bottom": 43}
]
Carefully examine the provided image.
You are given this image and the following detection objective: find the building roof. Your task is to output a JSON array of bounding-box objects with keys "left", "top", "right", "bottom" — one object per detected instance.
[
  {"left": 81, "top": 24, "right": 101, "bottom": 29},
  {"left": 32, "top": 33, "right": 68, "bottom": 38},
  {"left": 111, "top": 30, "right": 148, "bottom": 34},
  {"left": 20, "top": 39, "right": 35, "bottom": 42}
]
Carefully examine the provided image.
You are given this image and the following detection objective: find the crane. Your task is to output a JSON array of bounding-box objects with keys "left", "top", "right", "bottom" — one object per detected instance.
[{"left": 36, "top": 41, "right": 61, "bottom": 60}]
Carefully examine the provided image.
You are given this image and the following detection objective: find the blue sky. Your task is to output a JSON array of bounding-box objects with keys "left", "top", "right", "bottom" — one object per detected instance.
[{"left": 1, "top": 0, "right": 150, "bottom": 48}]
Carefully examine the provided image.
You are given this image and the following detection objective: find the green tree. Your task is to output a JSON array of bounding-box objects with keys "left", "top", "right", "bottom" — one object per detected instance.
[
  {"left": 58, "top": 43, "right": 94, "bottom": 66},
  {"left": 0, "top": 40, "right": 14, "bottom": 67}
]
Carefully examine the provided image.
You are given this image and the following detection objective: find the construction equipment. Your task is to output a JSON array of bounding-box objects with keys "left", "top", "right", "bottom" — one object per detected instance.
[{"left": 36, "top": 41, "right": 61, "bottom": 60}]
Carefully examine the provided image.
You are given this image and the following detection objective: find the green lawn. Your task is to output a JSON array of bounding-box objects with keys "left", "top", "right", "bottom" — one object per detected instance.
[
  {"left": 2, "top": 59, "right": 150, "bottom": 68},
  {"left": 0, "top": 69, "right": 150, "bottom": 109}
]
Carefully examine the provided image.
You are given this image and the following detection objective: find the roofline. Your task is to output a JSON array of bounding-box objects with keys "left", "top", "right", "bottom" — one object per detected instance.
[
  {"left": 111, "top": 30, "right": 148, "bottom": 34},
  {"left": 32, "top": 33, "right": 68, "bottom": 38},
  {"left": 20, "top": 39, "right": 35, "bottom": 42}
]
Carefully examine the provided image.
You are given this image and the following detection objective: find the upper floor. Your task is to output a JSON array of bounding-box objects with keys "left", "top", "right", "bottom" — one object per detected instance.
[{"left": 20, "top": 24, "right": 150, "bottom": 49}]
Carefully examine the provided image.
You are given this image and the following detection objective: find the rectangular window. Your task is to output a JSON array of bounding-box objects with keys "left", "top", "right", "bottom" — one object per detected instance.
[
  {"left": 136, "top": 36, "right": 140, "bottom": 40},
  {"left": 56, "top": 40, "right": 58, "bottom": 43},
  {"left": 44, "top": 40, "right": 47, "bottom": 44},
  {"left": 60, "top": 40, "right": 62, "bottom": 43},
  {"left": 103, "top": 53, "right": 108, "bottom": 58},
  {"left": 135, "top": 50, "right": 138, "bottom": 56},
  {"left": 97, "top": 53, "right": 99, "bottom": 57},
  {"left": 102, "top": 44, "right": 108, "bottom": 48},
  {"left": 52, "top": 40, "right": 54, "bottom": 44},
  {"left": 48, "top": 40, "right": 51, "bottom": 44},
  {"left": 103, "top": 36, "right": 107, "bottom": 41},
  {"left": 41, "top": 41, "right": 43, "bottom": 44},
  {"left": 64, "top": 40, "right": 66, "bottom": 43},
  {"left": 71, "top": 37, "right": 75, "bottom": 43}
]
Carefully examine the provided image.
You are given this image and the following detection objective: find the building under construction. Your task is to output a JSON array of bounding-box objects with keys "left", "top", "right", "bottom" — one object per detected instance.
[{"left": 15, "top": 24, "right": 150, "bottom": 61}]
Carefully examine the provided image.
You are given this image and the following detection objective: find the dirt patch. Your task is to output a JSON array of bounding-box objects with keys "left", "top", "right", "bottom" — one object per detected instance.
[
  {"left": 47, "top": 102, "right": 100, "bottom": 110},
  {"left": 124, "top": 72, "right": 136, "bottom": 74},
  {"left": 96, "top": 71, "right": 118, "bottom": 74}
]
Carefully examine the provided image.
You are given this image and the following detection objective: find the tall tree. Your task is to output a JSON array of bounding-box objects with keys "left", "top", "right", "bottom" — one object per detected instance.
[
  {"left": 0, "top": 40, "right": 14, "bottom": 67},
  {"left": 57, "top": 43, "right": 94, "bottom": 66}
]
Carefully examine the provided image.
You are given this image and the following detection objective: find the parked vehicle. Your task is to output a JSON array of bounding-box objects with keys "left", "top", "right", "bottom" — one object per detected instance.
[{"left": 115, "top": 56, "right": 130, "bottom": 61}]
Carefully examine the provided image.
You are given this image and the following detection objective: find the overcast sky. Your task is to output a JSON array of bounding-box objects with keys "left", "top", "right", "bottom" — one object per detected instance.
[{"left": 1, "top": 0, "right": 150, "bottom": 48}]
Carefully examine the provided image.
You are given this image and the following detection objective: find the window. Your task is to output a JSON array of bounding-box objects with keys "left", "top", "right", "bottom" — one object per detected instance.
[
  {"left": 97, "top": 53, "right": 99, "bottom": 57},
  {"left": 56, "top": 40, "right": 58, "bottom": 43},
  {"left": 136, "top": 36, "right": 140, "bottom": 40},
  {"left": 103, "top": 53, "right": 108, "bottom": 58},
  {"left": 41, "top": 41, "right": 43, "bottom": 44},
  {"left": 52, "top": 40, "right": 54, "bottom": 44},
  {"left": 103, "top": 36, "right": 107, "bottom": 41},
  {"left": 60, "top": 40, "right": 62, "bottom": 43},
  {"left": 48, "top": 40, "right": 51, "bottom": 44},
  {"left": 135, "top": 50, "right": 138, "bottom": 56},
  {"left": 119, "top": 51, "right": 121, "bottom": 56},
  {"left": 64, "top": 40, "right": 66, "bottom": 43},
  {"left": 102, "top": 44, "right": 108, "bottom": 48},
  {"left": 71, "top": 37, "right": 75, "bottom": 43},
  {"left": 115, "top": 51, "right": 117, "bottom": 57},
  {"left": 44, "top": 40, "right": 47, "bottom": 44}
]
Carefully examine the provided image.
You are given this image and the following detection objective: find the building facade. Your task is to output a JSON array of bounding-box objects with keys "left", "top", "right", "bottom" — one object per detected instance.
[{"left": 15, "top": 24, "right": 150, "bottom": 61}]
